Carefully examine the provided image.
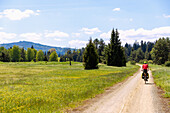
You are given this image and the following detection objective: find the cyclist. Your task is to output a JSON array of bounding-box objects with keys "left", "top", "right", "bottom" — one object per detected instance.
[{"left": 142, "top": 61, "right": 149, "bottom": 79}]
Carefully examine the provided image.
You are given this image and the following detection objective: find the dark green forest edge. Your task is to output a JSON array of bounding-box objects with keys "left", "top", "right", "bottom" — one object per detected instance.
[{"left": 0, "top": 28, "right": 169, "bottom": 67}]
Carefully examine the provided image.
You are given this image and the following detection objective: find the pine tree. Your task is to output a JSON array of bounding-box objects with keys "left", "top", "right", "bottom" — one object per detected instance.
[
  {"left": 98, "top": 39, "right": 105, "bottom": 56},
  {"left": 105, "top": 28, "right": 126, "bottom": 66},
  {"left": 31, "top": 45, "right": 34, "bottom": 49},
  {"left": 83, "top": 38, "right": 99, "bottom": 69},
  {"left": 133, "top": 40, "right": 140, "bottom": 50},
  {"left": 98, "top": 38, "right": 105, "bottom": 63},
  {"left": 44, "top": 52, "right": 48, "bottom": 61},
  {"left": 93, "top": 38, "right": 99, "bottom": 50},
  {"left": 130, "top": 48, "right": 136, "bottom": 61},
  {"left": 20, "top": 47, "right": 26, "bottom": 62},
  {"left": 135, "top": 48, "right": 144, "bottom": 62}
]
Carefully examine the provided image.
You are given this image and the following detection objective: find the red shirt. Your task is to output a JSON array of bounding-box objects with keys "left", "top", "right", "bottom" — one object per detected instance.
[{"left": 142, "top": 64, "right": 148, "bottom": 70}]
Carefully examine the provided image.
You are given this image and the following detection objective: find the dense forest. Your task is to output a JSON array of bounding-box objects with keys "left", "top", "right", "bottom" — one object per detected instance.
[{"left": 0, "top": 29, "right": 169, "bottom": 67}]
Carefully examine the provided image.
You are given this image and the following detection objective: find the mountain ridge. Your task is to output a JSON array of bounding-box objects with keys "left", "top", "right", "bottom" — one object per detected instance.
[{"left": 0, "top": 41, "right": 75, "bottom": 55}]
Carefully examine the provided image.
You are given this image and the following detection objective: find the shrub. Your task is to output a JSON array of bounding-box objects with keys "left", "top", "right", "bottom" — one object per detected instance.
[
  {"left": 139, "top": 60, "right": 144, "bottom": 64},
  {"left": 148, "top": 60, "right": 153, "bottom": 64},
  {"left": 60, "top": 56, "right": 66, "bottom": 62},
  {"left": 139, "top": 59, "right": 148, "bottom": 64},
  {"left": 165, "top": 61, "right": 170, "bottom": 67},
  {"left": 49, "top": 51, "right": 58, "bottom": 61},
  {"left": 130, "top": 60, "right": 136, "bottom": 65}
]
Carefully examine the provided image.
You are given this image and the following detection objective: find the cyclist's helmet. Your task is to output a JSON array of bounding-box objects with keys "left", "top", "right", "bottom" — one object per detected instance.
[{"left": 144, "top": 61, "right": 147, "bottom": 64}]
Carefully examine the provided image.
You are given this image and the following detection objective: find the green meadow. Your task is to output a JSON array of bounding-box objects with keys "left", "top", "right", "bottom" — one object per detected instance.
[
  {"left": 0, "top": 62, "right": 139, "bottom": 112},
  {"left": 150, "top": 64, "right": 170, "bottom": 98}
]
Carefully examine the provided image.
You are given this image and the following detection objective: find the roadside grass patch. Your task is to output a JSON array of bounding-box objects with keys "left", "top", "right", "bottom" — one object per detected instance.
[
  {"left": 0, "top": 62, "right": 139, "bottom": 112},
  {"left": 150, "top": 64, "right": 170, "bottom": 98}
]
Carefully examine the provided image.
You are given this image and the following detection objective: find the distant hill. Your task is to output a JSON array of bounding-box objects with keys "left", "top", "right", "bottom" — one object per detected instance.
[{"left": 0, "top": 41, "right": 75, "bottom": 55}]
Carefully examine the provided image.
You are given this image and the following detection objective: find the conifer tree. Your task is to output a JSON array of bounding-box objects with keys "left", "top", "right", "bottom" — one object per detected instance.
[
  {"left": 31, "top": 45, "right": 34, "bottom": 49},
  {"left": 135, "top": 48, "right": 144, "bottom": 62},
  {"left": 83, "top": 38, "right": 99, "bottom": 69},
  {"left": 20, "top": 47, "right": 26, "bottom": 62},
  {"left": 44, "top": 52, "right": 48, "bottom": 61},
  {"left": 93, "top": 38, "right": 99, "bottom": 49},
  {"left": 98, "top": 38, "right": 105, "bottom": 63},
  {"left": 105, "top": 28, "right": 126, "bottom": 66}
]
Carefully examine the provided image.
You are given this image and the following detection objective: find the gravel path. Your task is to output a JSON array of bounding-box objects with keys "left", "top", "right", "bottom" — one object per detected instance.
[{"left": 71, "top": 65, "right": 168, "bottom": 113}]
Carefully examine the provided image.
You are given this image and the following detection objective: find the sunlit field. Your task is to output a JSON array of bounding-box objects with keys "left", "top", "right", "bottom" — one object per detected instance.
[
  {"left": 151, "top": 65, "right": 170, "bottom": 98},
  {"left": 0, "top": 62, "right": 139, "bottom": 112}
]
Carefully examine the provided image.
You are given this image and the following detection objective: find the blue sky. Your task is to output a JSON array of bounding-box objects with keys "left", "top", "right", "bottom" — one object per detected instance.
[{"left": 0, "top": 0, "right": 170, "bottom": 48}]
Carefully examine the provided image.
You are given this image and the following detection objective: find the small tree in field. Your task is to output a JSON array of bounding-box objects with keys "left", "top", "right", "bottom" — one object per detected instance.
[
  {"left": 11, "top": 45, "right": 20, "bottom": 62},
  {"left": 49, "top": 51, "right": 58, "bottom": 61},
  {"left": 83, "top": 38, "right": 99, "bottom": 69},
  {"left": 36, "top": 50, "right": 44, "bottom": 61},
  {"left": 27, "top": 48, "right": 34, "bottom": 61}
]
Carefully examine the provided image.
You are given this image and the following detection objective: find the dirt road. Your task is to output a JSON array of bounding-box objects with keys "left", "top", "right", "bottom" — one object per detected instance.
[{"left": 72, "top": 65, "right": 168, "bottom": 113}]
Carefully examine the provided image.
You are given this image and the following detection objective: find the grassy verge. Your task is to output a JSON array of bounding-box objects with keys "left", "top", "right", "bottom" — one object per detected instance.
[
  {"left": 0, "top": 62, "right": 139, "bottom": 112},
  {"left": 150, "top": 64, "right": 170, "bottom": 98}
]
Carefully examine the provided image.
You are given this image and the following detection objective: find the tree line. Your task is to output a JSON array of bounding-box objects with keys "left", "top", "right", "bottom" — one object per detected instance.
[
  {"left": 0, "top": 28, "right": 169, "bottom": 69},
  {"left": 124, "top": 37, "right": 170, "bottom": 65},
  {"left": 0, "top": 46, "right": 59, "bottom": 62}
]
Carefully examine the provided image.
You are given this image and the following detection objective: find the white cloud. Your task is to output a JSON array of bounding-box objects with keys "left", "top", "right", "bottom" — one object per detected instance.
[
  {"left": 100, "top": 31, "right": 111, "bottom": 39},
  {"left": 100, "top": 26, "right": 170, "bottom": 45},
  {"left": 0, "top": 27, "right": 4, "bottom": 30},
  {"left": 81, "top": 27, "right": 101, "bottom": 35},
  {"left": 0, "top": 9, "right": 40, "bottom": 20},
  {"left": 68, "top": 40, "right": 88, "bottom": 48},
  {"left": 72, "top": 33, "right": 81, "bottom": 37},
  {"left": 113, "top": 8, "right": 120, "bottom": 11},
  {"left": 0, "top": 32, "right": 17, "bottom": 44},
  {"left": 20, "top": 33, "right": 42, "bottom": 41},
  {"left": 44, "top": 30, "right": 69, "bottom": 38},
  {"left": 163, "top": 14, "right": 170, "bottom": 18},
  {"left": 54, "top": 38, "right": 65, "bottom": 41},
  {"left": 0, "top": 32, "right": 17, "bottom": 39}
]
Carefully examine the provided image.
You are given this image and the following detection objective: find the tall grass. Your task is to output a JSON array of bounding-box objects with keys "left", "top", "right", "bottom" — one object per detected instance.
[
  {"left": 0, "top": 62, "right": 139, "bottom": 112},
  {"left": 150, "top": 64, "right": 170, "bottom": 98}
]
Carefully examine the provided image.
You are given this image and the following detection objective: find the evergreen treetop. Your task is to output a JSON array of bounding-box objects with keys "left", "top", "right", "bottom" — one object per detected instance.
[{"left": 83, "top": 38, "right": 99, "bottom": 69}]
